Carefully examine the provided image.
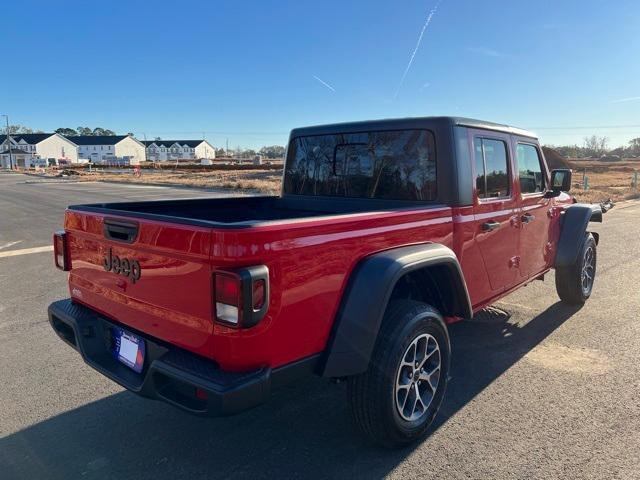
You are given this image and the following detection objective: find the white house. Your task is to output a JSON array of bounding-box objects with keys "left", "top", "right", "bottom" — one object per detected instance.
[
  {"left": 143, "top": 140, "right": 215, "bottom": 162},
  {"left": 69, "top": 135, "right": 146, "bottom": 165},
  {"left": 1, "top": 133, "right": 79, "bottom": 168}
]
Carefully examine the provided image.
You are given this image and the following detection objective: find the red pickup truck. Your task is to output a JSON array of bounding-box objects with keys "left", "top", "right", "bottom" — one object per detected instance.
[{"left": 49, "top": 117, "right": 602, "bottom": 446}]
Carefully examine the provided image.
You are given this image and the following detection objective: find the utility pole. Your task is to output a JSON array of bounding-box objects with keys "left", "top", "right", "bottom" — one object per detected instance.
[
  {"left": 1, "top": 115, "right": 13, "bottom": 170},
  {"left": 226, "top": 138, "right": 229, "bottom": 157},
  {"left": 143, "top": 133, "right": 148, "bottom": 163}
]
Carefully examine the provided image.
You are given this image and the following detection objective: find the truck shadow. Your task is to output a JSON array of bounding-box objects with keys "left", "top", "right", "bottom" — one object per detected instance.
[{"left": 1, "top": 301, "right": 580, "bottom": 480}]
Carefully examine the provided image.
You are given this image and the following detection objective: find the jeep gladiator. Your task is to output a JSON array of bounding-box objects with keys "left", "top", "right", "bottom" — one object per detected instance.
[{"left": 48, "top": 117, "right": 602, "bottom": 446}]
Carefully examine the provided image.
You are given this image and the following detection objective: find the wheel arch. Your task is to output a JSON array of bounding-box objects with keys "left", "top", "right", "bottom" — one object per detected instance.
[
  {"left": 555, "top": 204, "right": 602, "bottom": 268},
  {"left": 319, "top": 243, "right": 472, "bottom": 378}
]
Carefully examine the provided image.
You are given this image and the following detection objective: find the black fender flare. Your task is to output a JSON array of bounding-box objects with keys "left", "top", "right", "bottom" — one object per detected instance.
[
  {"left": 320, "top": 243, "right": 472, "bottom": 378},
  {"left": 555, "top": 203, "right": 602, "bottom": 268}
]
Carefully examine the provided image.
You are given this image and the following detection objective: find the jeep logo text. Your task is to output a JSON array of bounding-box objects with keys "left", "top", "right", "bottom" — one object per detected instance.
[{"left": 103, "top": 248, "right": 141, "bottom": 284}]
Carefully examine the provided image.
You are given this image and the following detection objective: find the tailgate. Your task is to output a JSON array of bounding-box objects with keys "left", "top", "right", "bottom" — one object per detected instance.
[{"left": 64, "top": 209, "right": 215, "bottom": 357}]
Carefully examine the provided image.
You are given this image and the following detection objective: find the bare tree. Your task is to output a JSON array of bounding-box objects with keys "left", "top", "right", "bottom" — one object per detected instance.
[
  {"left": 628, "top": 138, "right": 640, "bottom": 157},
  {"left": 4, "top": 125, "right": 34, "bottom": 134},
  {"left": 583, "top": 135, "right": 609, "bottom": 157},
  {"left": 599, "top": 136, "right": 609, "bottom": 155}
]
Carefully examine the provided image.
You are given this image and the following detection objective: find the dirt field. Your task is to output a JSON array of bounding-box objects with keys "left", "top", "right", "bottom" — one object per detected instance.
[
  {"left": 568, "top": 159, "right": 640, "bottom": 203},
  {"left": 59, "top": 169, "right": 283, "bottom": 195},
  {"left": 31, "top": 157, "right": 640, "bottom": 203}
]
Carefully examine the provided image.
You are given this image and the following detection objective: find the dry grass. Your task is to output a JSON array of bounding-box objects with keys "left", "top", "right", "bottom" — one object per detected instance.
[
  {"left": 41, "top": 157, "right": 640, "bottom": 204},
  {"left": 67, "top": 169, "right": 283, "bottom": 195},
  {"left": 568, "top": 159, "right": 640, "bottom": 203}
]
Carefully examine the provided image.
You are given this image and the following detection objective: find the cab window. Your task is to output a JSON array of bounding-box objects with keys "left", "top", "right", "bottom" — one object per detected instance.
[
  {"left": 516, "top": 143, "right": 545, "bottom": 194},
  {"left": 284, "top": 129, "right": 437, "bottom": 201},
  {"left": 474, "top": 137, "right": 510, "bottom": 199}
]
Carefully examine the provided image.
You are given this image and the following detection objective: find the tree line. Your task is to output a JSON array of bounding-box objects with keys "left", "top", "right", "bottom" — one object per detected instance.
[
  {"left": 216, "top": 145, "right": 286, "bottom": 159},
  {"left": 3, "top": 125, "right": 44, "bottom": 134},
  {"left": 55, "top": 127, "right": 121, "bottom": 136},
  {"left": 4, "top": 125, "right": 127, "bottom": 137},
  {"left": 548, "top": 135, "right": 640, "bottom": 159}
]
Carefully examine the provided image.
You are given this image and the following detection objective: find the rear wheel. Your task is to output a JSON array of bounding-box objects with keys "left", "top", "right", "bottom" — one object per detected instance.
[
  {"left": 555, "top": 232, "right": 597, "bottom": 305},
  {"left": 347, "top": 300, "right": 450, "bottom": 447}
]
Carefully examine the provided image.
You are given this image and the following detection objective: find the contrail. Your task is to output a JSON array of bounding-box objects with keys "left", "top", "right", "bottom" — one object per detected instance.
[
  {"left": 313, "top": 75, "right": 336, "bottom": 92},
  {"left": 393, "top": 0, "right": 442, "bottom": 100},
  {"left": 611, "top": 96, "right": 640, "bottom": 103}
]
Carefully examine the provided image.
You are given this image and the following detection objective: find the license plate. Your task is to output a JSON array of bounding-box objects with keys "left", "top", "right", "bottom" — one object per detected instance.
[{"left": 112, "top": 327, "right": 145, "bottom": 373}]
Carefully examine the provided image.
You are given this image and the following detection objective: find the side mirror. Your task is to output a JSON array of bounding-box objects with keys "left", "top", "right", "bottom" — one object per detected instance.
[{"left": 546, "top": 169, "right": 572, "bottom": 197}]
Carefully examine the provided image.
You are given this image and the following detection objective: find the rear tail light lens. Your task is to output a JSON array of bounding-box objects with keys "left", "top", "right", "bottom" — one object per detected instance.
[
  {"left": 53, "top": 231, "right": 70, "bottom": 271},
  {"left": 215, "top": 273, "right": 240, "bottom": 305},
  {"left": 252, "top": 279, "right": 266, "bottom": 310},
  {"left": 216, "top": 303, "right": 239, "bottom": 324},
  {"left": 215, "top": 273, "right": 241, "bottom": 325},
  {"left": 213, "top": 266, "right": 269, "bottom": 328}
]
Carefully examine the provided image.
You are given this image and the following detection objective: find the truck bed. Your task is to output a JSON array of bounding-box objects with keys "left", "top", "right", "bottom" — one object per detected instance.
[
  {"left": 62, "top": 194, "right": 451, "bottom": 370},
  {"left": 69, "top": 195, "right": 428, "bottom": 227}
]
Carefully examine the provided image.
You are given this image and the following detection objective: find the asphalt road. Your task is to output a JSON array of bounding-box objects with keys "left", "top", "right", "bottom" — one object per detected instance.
[{"left": 1, "top": 172, "right": 638, "bottom": 479}]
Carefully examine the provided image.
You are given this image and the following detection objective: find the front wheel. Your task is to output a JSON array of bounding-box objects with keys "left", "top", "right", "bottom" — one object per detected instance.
[
  {"left": 555, "top": 232, "right": 597, "bottom": 305},
  {"left": 347, "top": 300, "right": 450, "bottom": 447}
]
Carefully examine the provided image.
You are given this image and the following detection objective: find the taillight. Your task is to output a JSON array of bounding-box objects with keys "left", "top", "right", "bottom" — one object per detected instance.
[
  {"left": 213, "top": 266, "right": 269, "bottom": 328},
  {"left": 252, "top": 279, "right": 266, "bottom": 310},
  {"left": 53, "top": 230, "right": 70, "bottom": 271},
  {"left": 215, "top": 272, "right": 241, "bottom": 325}
]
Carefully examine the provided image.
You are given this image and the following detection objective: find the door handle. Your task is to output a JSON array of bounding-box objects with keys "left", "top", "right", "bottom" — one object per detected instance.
[
  {"left": 482, "top": 221, "right": 501, "bottom": 231},
  {"left": 521, "top": 213, "right": 535, "bottom": 224}
]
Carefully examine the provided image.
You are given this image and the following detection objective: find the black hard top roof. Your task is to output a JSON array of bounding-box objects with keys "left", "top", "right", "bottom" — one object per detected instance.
[{"left": 289, "top": 116, "right": 537, "bottom": 140}]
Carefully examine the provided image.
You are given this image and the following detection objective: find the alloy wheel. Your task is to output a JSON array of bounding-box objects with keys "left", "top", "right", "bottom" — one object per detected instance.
[
  {"left": 581, "top": 245, "right": 596, "bottom": 294},
  {"left": 394, "top": 333, "right": 441, "bottom": 422}
]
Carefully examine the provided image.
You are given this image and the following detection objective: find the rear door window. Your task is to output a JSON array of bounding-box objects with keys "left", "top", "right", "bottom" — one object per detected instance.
[
  {"left": 516, "top": 143, "right": 545, "bottom": 194},
  {"left": 474, "top": 137, "right": 510, "bottom": 199},
  {"left": 284, "top": 129, "right": 436, "bottom": 201}
]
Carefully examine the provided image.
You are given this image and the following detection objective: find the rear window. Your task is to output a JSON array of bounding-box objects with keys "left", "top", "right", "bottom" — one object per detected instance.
[
  {"left": 474, "top": 137, "right": 510, "bottom": 199},
  {"left": 283, "top": 129, "right": 437, "bottom": 201}
]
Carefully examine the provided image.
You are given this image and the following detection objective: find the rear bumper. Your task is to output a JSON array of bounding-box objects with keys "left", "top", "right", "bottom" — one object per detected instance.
[{"left": 48, "top": 299, "right": 277, "bottom": 416}]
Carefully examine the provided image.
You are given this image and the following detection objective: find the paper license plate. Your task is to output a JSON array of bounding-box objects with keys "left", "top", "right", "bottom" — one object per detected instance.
[{"left": 112, "top": 327, "right": 145, "bottom": 373}]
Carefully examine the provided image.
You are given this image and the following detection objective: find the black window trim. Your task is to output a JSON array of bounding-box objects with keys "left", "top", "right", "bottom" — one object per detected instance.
[
  {"left": 516, "top": 141, "right": 546, "bottom": 197},
  {"left": 284, "top": 127, "right": 438, "bottom": 203},
  {"left": 474, "top": 135, "right": 512, "bottom": 203}
]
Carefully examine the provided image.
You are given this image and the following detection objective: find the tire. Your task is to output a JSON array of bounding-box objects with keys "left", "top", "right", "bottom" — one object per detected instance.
[
  {"left": 555, "top": 232, "right": 597, "bottom": 305},
  {"left": 347, "top": 300, "right": 450, "bottom": 447}
]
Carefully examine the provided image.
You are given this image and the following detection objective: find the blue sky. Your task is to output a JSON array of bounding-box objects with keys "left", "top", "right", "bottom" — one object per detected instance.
[{"left": 2, "top": 0, "right": 639, "bottom": 148}]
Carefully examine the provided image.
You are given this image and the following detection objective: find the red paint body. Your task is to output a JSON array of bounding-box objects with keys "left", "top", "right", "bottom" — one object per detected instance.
[
  {"left": 60, "top": 119, "right": 572, "bottom": 371},
  {"left": 62, "top": 132, "right": 572, "bottom": 373}
]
